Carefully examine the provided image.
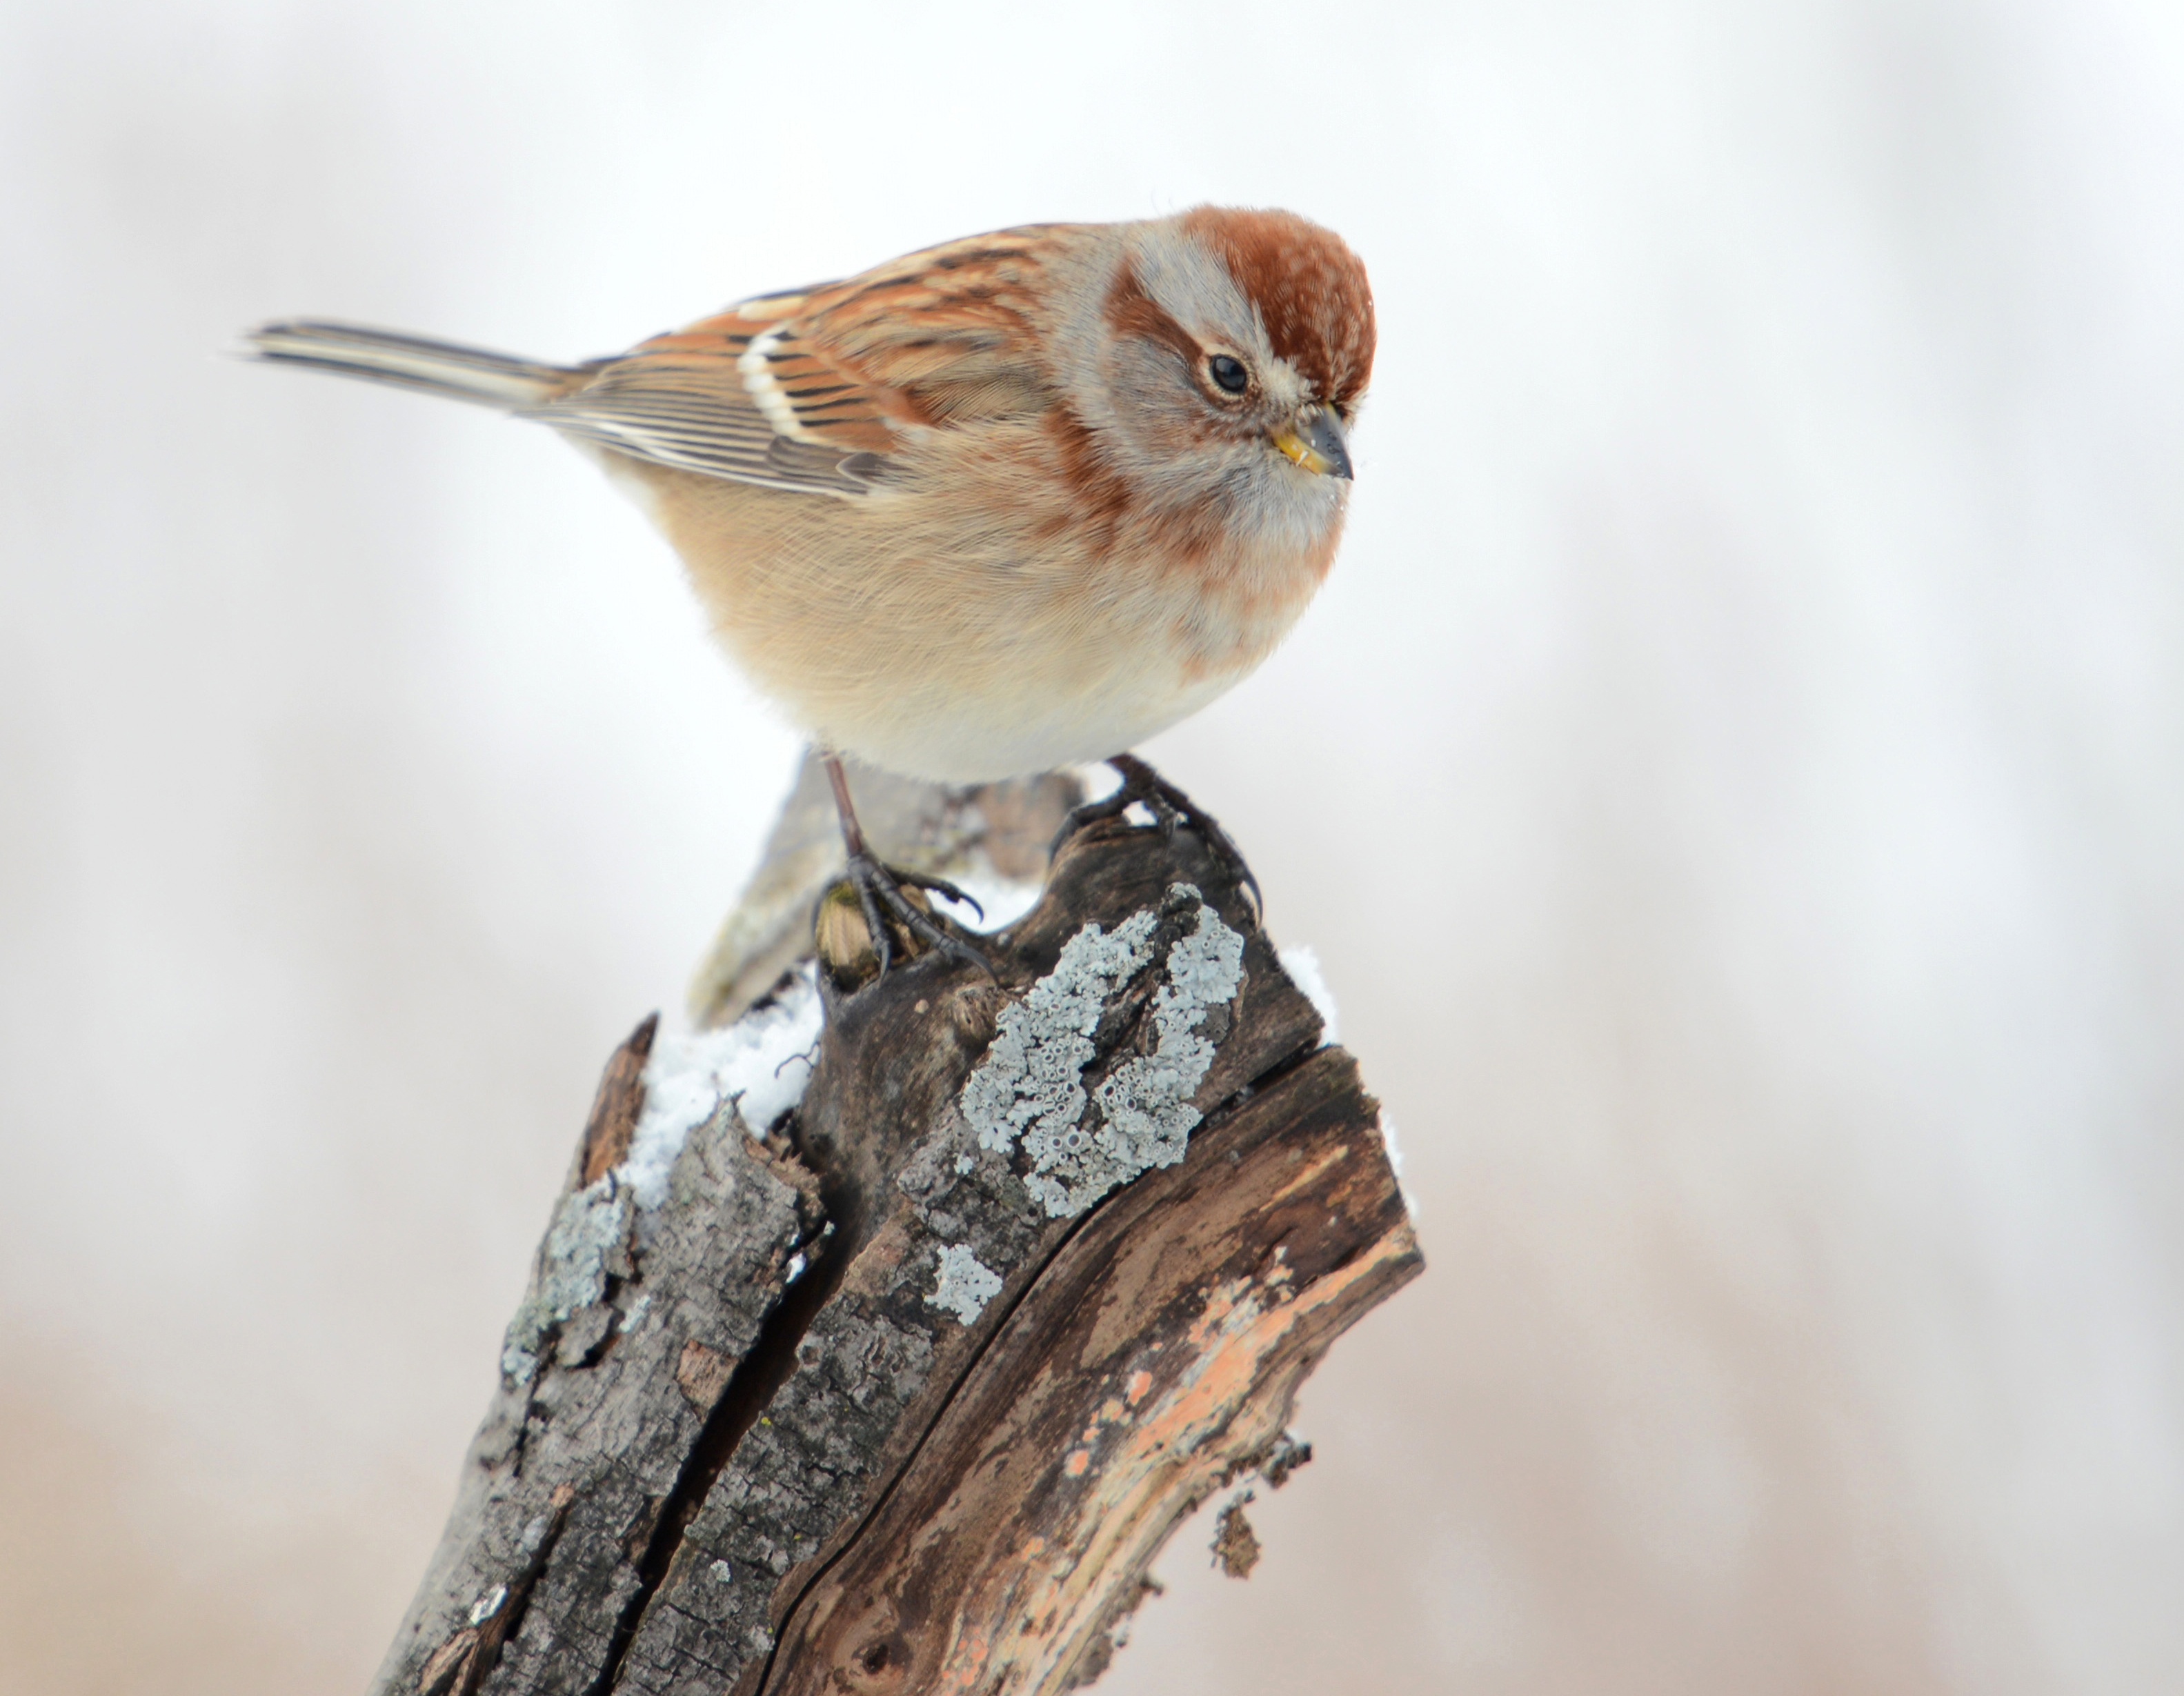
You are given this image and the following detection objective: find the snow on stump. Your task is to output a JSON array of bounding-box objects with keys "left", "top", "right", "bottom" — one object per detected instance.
[{"left": 375, "top": 761, "right": 1424, "bottom": 1696}]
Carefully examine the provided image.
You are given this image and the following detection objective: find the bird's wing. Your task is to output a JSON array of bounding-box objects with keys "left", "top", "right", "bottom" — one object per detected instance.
[{"left": 526, "top": 226, "right": 1070, "bottom": 497}]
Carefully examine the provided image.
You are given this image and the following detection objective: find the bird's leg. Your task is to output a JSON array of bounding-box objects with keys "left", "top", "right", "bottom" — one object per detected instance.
[
  {"left": 1053, "top": 752, "right": 1263, "bottom": 919},
  {"left": 822, "top": 752, "right": 989, "bottom": 981}
]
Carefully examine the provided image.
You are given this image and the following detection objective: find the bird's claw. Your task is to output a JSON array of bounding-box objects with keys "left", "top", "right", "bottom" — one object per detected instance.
[
  {"left": 824, "top": 852, "right": 993, "bottom": 988},
  {"left": 1053, "top": 753, "right": 1263, "bottom": 921}
]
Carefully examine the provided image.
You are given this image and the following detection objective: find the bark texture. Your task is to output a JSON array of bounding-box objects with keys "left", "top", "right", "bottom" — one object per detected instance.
[{"left": 375, "top": 765, "right": 1422, "bottom": 1696}]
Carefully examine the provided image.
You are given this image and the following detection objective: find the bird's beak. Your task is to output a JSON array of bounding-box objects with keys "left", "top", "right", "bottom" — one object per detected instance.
[{"left": 1270, "top": 406, "right": 1353, "bottom": 479}]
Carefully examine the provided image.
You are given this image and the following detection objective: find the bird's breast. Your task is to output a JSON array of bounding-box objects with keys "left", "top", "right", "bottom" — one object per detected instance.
[{"left": 617, "top": 435, "right": 1346, "bottom": 781}]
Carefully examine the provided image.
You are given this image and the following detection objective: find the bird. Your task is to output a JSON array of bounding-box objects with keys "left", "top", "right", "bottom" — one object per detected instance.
[{"left": 248, "top": 206, "right": 1374, "bottom": 974}]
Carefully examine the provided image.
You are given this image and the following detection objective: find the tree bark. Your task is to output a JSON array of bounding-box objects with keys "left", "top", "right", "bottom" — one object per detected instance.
[{"left": 374, "top": 759, "right": 1423, "bottom": 1696}]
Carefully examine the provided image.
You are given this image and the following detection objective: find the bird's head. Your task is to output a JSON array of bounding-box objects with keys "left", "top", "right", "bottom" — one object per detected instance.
[{"left": 1064, "top": 206, "right": 1375, "bottom": 537}]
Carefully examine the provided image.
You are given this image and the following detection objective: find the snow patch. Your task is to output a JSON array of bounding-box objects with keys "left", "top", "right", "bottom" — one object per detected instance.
[
  {"left": 1073, "top": 760, "right": 1126, "bottom": 805},
  {"left": 622, "top": 967, "right": 824, "bottom": 1209},
  {"left": 1278, "top": 944, "right": 1340, "bottom": 1046},
  {"left": 1380, "top": 1113, "right": 1419, "bottom": 1221}
]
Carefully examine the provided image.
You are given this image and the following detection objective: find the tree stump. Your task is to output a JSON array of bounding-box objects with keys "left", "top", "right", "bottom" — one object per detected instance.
[{"left": 373, "top": 759, "right": 1423, "bottom": 1696}]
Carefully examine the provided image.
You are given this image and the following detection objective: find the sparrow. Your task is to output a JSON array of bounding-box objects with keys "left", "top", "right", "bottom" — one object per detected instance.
[{"left": 249, "top": 206, "right": 1373, "bottom": 971}]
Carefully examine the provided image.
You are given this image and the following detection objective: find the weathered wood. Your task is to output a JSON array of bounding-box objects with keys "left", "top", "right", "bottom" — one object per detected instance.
[
  {"left": 759, "top": 1044, "right": 1411, "bottom": 1693},
  {"left": 373, "top": 769, "right": 1422, "bottom": 1696},
  {"left": 377, "top": 1019, "right": 826, "bottom": 1696}
]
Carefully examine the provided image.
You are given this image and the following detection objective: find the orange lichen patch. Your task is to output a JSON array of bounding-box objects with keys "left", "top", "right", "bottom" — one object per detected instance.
[
  {"left": 1100, "top": 1398, "right": 1126, "bottom": 1424},
  {"left": 1184, "top": 1280, "right": 1244, "bottom": 1351},
  {"left": 935, "top": 1621, "right": 995, "bottom": 1696},
  {"left": 1064, "top": 1450, "right": 1091, "bottom": 1478},
  {"left": 1125, "top": 1370, "right": 1153, "bottom": 1405},
  {"left": 1204, "top": 1254, "right": 1392, "bottom": 1486}
]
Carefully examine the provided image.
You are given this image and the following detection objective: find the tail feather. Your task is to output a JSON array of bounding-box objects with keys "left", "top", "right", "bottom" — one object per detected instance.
[{"left": 245, "top": 319, "right": 576, "bottom": 408}]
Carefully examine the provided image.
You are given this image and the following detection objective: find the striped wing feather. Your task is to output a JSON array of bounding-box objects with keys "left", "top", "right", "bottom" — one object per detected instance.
[{"left": 528, "top": 226, "right": 1070, "bottom": 497}]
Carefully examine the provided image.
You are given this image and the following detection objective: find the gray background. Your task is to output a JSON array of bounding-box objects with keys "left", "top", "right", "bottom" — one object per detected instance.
[{"left": 3, "top": 1, "right": 2181, "bottom": 1691}]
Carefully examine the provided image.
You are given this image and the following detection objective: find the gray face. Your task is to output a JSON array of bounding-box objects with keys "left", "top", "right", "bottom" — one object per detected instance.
[{"left": 1044, "top": 217, "right": 1356, "bottom": 553}]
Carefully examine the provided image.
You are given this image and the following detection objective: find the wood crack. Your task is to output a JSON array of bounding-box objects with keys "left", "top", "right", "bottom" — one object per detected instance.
[{"left": 588, "top": 1184, "right": 841, "bottom": 1696}]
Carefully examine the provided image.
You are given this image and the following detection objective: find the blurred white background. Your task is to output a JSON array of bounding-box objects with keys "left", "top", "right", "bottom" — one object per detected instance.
[{"left": 3, "top": 1, "right": 2181, "bottom": 1691}]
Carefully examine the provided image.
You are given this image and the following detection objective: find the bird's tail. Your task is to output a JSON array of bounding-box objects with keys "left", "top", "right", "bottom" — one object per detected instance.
[{"left": 244, "top": 319, "right": 577, "bottom": 408}]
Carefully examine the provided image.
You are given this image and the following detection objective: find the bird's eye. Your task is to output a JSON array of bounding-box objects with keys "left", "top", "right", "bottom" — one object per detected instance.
[{"left": 1207, "top": 354, "right": 1250, "bottom": 395}]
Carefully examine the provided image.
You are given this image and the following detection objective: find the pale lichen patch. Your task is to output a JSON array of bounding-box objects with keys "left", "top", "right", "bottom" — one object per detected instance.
[
  {"left": 1074, "top": 896, "right": 1246, "bottom": 1213},
  {"left": 960, "top": 886, "right": 1247, "bottom": 1219},
  {"left": 962, "top": 908, "right": 1160, "bottom": 1167},
  {"left": 501, "top": 1179, "right": 631, "bottom": 1383},
  {"left": 929, "top": 1244, "right": 1004, "bottom": 1325}
]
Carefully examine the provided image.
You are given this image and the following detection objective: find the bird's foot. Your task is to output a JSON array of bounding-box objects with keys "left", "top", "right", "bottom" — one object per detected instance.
[
  {"left": 1053, "top": 753, "right": 1263, "bottom": 921},
  {"left": 816, "top": 853, "right": 992, "bottom": 990}
]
